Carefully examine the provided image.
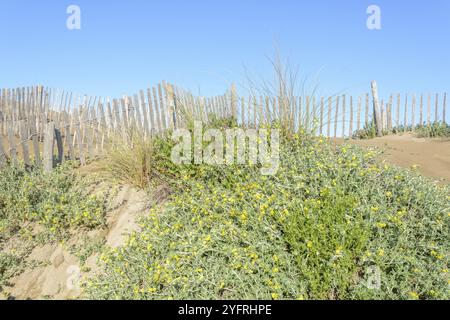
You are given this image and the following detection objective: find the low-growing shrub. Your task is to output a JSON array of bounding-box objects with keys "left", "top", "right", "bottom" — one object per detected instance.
[
  {"left": 85, "top": 129, "right": 449, "bottom": 300},
  {"left": 0, "top": 162, "right": 106, "bottom": 240}
]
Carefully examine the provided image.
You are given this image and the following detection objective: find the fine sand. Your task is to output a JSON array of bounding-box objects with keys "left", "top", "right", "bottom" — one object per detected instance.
[{"left": 335, "top": 133, "right": 450, "bottom": 185}]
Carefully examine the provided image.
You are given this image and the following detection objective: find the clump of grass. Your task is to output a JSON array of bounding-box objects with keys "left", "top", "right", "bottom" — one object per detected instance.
[
  {"left": 415, "top": 122, "right": 450, "bottom": 138},
  {"left": 352, "top": 122, "right": 377, "bottom": 140},
  {"left": 85, "top": 128, "right": 449, "bottom": 300},
  {"left": 99, "top": 129, "right": 155, "bottom": 189},
  {"left": 243, "top": 53, "right": 321, "bottom": 137}
]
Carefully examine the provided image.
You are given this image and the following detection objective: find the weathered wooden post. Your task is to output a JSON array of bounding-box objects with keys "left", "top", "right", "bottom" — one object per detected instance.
[
  {"left": 387, "top": 95, "right": 393, "bottom": 132},
  {"left": 435, "top": 93, "right": 439, "bottom": 123},
  {"left": 43, "top": 122, "right": 55, "bottom": 172},
  {"left": 19, "top": 120, "right": 30, "bottom": 166},
  {"left": 370, "top": 81, "right": 383, "bottom": 137},
  {"left": 164, "top": 82, "right": 176, "bottom": 130},
  {"left": 55, "top": 127, "right": 64, "bottom": 164}
]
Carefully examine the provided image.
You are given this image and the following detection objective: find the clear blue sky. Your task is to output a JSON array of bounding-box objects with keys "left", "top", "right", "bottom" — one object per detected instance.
[{"left": 1, "top": 0, "right": 449, "bottom": 102}]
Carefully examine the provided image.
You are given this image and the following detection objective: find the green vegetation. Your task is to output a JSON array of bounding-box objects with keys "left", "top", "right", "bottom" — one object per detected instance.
[
  {"left": 352, "top": 122, "right": 377, "bottom": 140},
  {"left": 415, "top": 122, "right": 450, "bottom": 138},
  {"left": 0, "top": 162, "right": 106, "bottom": 238},
  {"left": 0, "top": 253, "right": 23, "bottom": 289},
  {"left": 84, "top": 122, "right": 450, "bottom": 300},
  {"left": 353, "top": 121, "right": 450, "bottom": 140},
  {"left": 0, "top": 162, "right": 107, "bottom": 292}
]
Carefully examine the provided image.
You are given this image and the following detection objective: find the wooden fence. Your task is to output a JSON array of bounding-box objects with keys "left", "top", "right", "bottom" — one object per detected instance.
[{"left": 0, "top": 82, "right": 448, "bottom": 171}]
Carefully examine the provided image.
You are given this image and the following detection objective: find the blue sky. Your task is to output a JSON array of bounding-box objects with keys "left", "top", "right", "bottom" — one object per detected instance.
[{"left": 0, "top": 0, "right": 449, "bottom": 103}]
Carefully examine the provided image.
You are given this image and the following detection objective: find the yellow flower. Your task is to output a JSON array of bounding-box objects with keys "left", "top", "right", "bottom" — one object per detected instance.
[
  {"left": 376, "top": 222, "right": 387, "bottom": 228},
  {"left": 408, "top": 291, "right": 419, "bottom": 300},
  {"left": 271, "top": 293, "right": 279, "bottom": 300},
  {"left": 377, "top": 249, "right": 385, "bottom": 257}
]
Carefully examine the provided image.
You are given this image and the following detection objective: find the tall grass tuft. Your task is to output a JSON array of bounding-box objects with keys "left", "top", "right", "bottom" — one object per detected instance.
[
  {"left": 99, "top": 128, "right": 155, "bottom": 189},
  {"left": 243, "top": 53, "right": 332, "bottom": 138}
]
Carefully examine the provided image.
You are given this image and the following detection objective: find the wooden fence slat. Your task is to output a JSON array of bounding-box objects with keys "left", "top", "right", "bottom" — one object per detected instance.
[
  {"left": 132, "top": 94, "right": 143, "bottom": 131},
  {"left": 43, "top": 122, "right": 55, "bottom": 172},
  {"left": 29, "top": 114, "right": 41, "bottom": 166},
  {"left": 55, "top": 128, "right": 64, "bottom": 164},
  {"left": 145, "top": 89, "right": 155, "bottom": 134},
  {"left": 73, "top": 108, "right": 85, "bottom": 165},
  {"left": 349, "top": 96, "right": 353, "bottom": 137},
  {"left": 427, "top": 94, "right": 431, "bottom": 126},
  {"left": 152, "top": 87, "right": 162, "bottom": 133},
  {"left": 112, "top": 99, "right": 121, "bottom": 133},
  {"left": 443, "top": 93, "right": 447, "bottom": 124},
  {"left": 120, "top": 98, "right": 130, "bottom": 135},
  {"left": 357, "top": 95, "right": 362, "bottom": 132},
  {"left": 7, "top": 126, "right": 17, "bottom": 166},
  {"left": 265, "top": 96, "right": 271, "bottom": 124},
  {"left": 158, "top": 84, "right": 167, "bottom": 130},
  {"left": 419, "top": 94, "right": 423, "bottom": 126},
  {"left": 164, "top": 83, "right": 176, "bottom": 130},
  {"left": 404, "top": 94, "right": 408, "bottom": 132},
  {"left": 19, "top": 120, "right": 30, "bottom": 166},
  {"left": 63, "top": 111, "right": 74, "bottom": 160},
  {"left": 327, "top": 97, "right": 332, "bottom": 137},
  {"left": 333, "top": 96, "right": 339, "bottom": 138},
  {"left": 231, "top": 84, "right": 237, "bottom": 119},
  {"left": 139, "top": 90, "right": 150, "bottom": 135},
  {"left": 370, "top": 81, "right": 383, "bottom": 137},
  {"left": 365, "top": 94, "right": 369, "bottom": 128},
  {"left": 387, "top": 95, "right": 393, "bottom": 131},
  {"left": 320, "top": 97, "right": 324, "bottom": 135},
  {"left": 90, "top": 103, "right": 99, "bottom": 154},
  {"left": 435, "top": 93, "right": 439, "bottom": 123}
]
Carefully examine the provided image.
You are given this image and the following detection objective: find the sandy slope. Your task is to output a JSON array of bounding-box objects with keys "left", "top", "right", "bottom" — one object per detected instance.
[
  {"left": 1, "top": 184, "right": 150, "bottom": 300},
  {"left": 335, "top": 133, "right": 450, "bottom": 184}
]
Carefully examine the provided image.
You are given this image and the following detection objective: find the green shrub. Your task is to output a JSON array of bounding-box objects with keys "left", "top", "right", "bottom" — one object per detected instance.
[
  {"left": 85, "top": 129, "right": 449, "bottom": 300},
  {"left": 0, "top": 162, "right": 106, "bottom": 239},
  {"left": 283, "top": 193, "right": 370, "bottom": 299}
]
